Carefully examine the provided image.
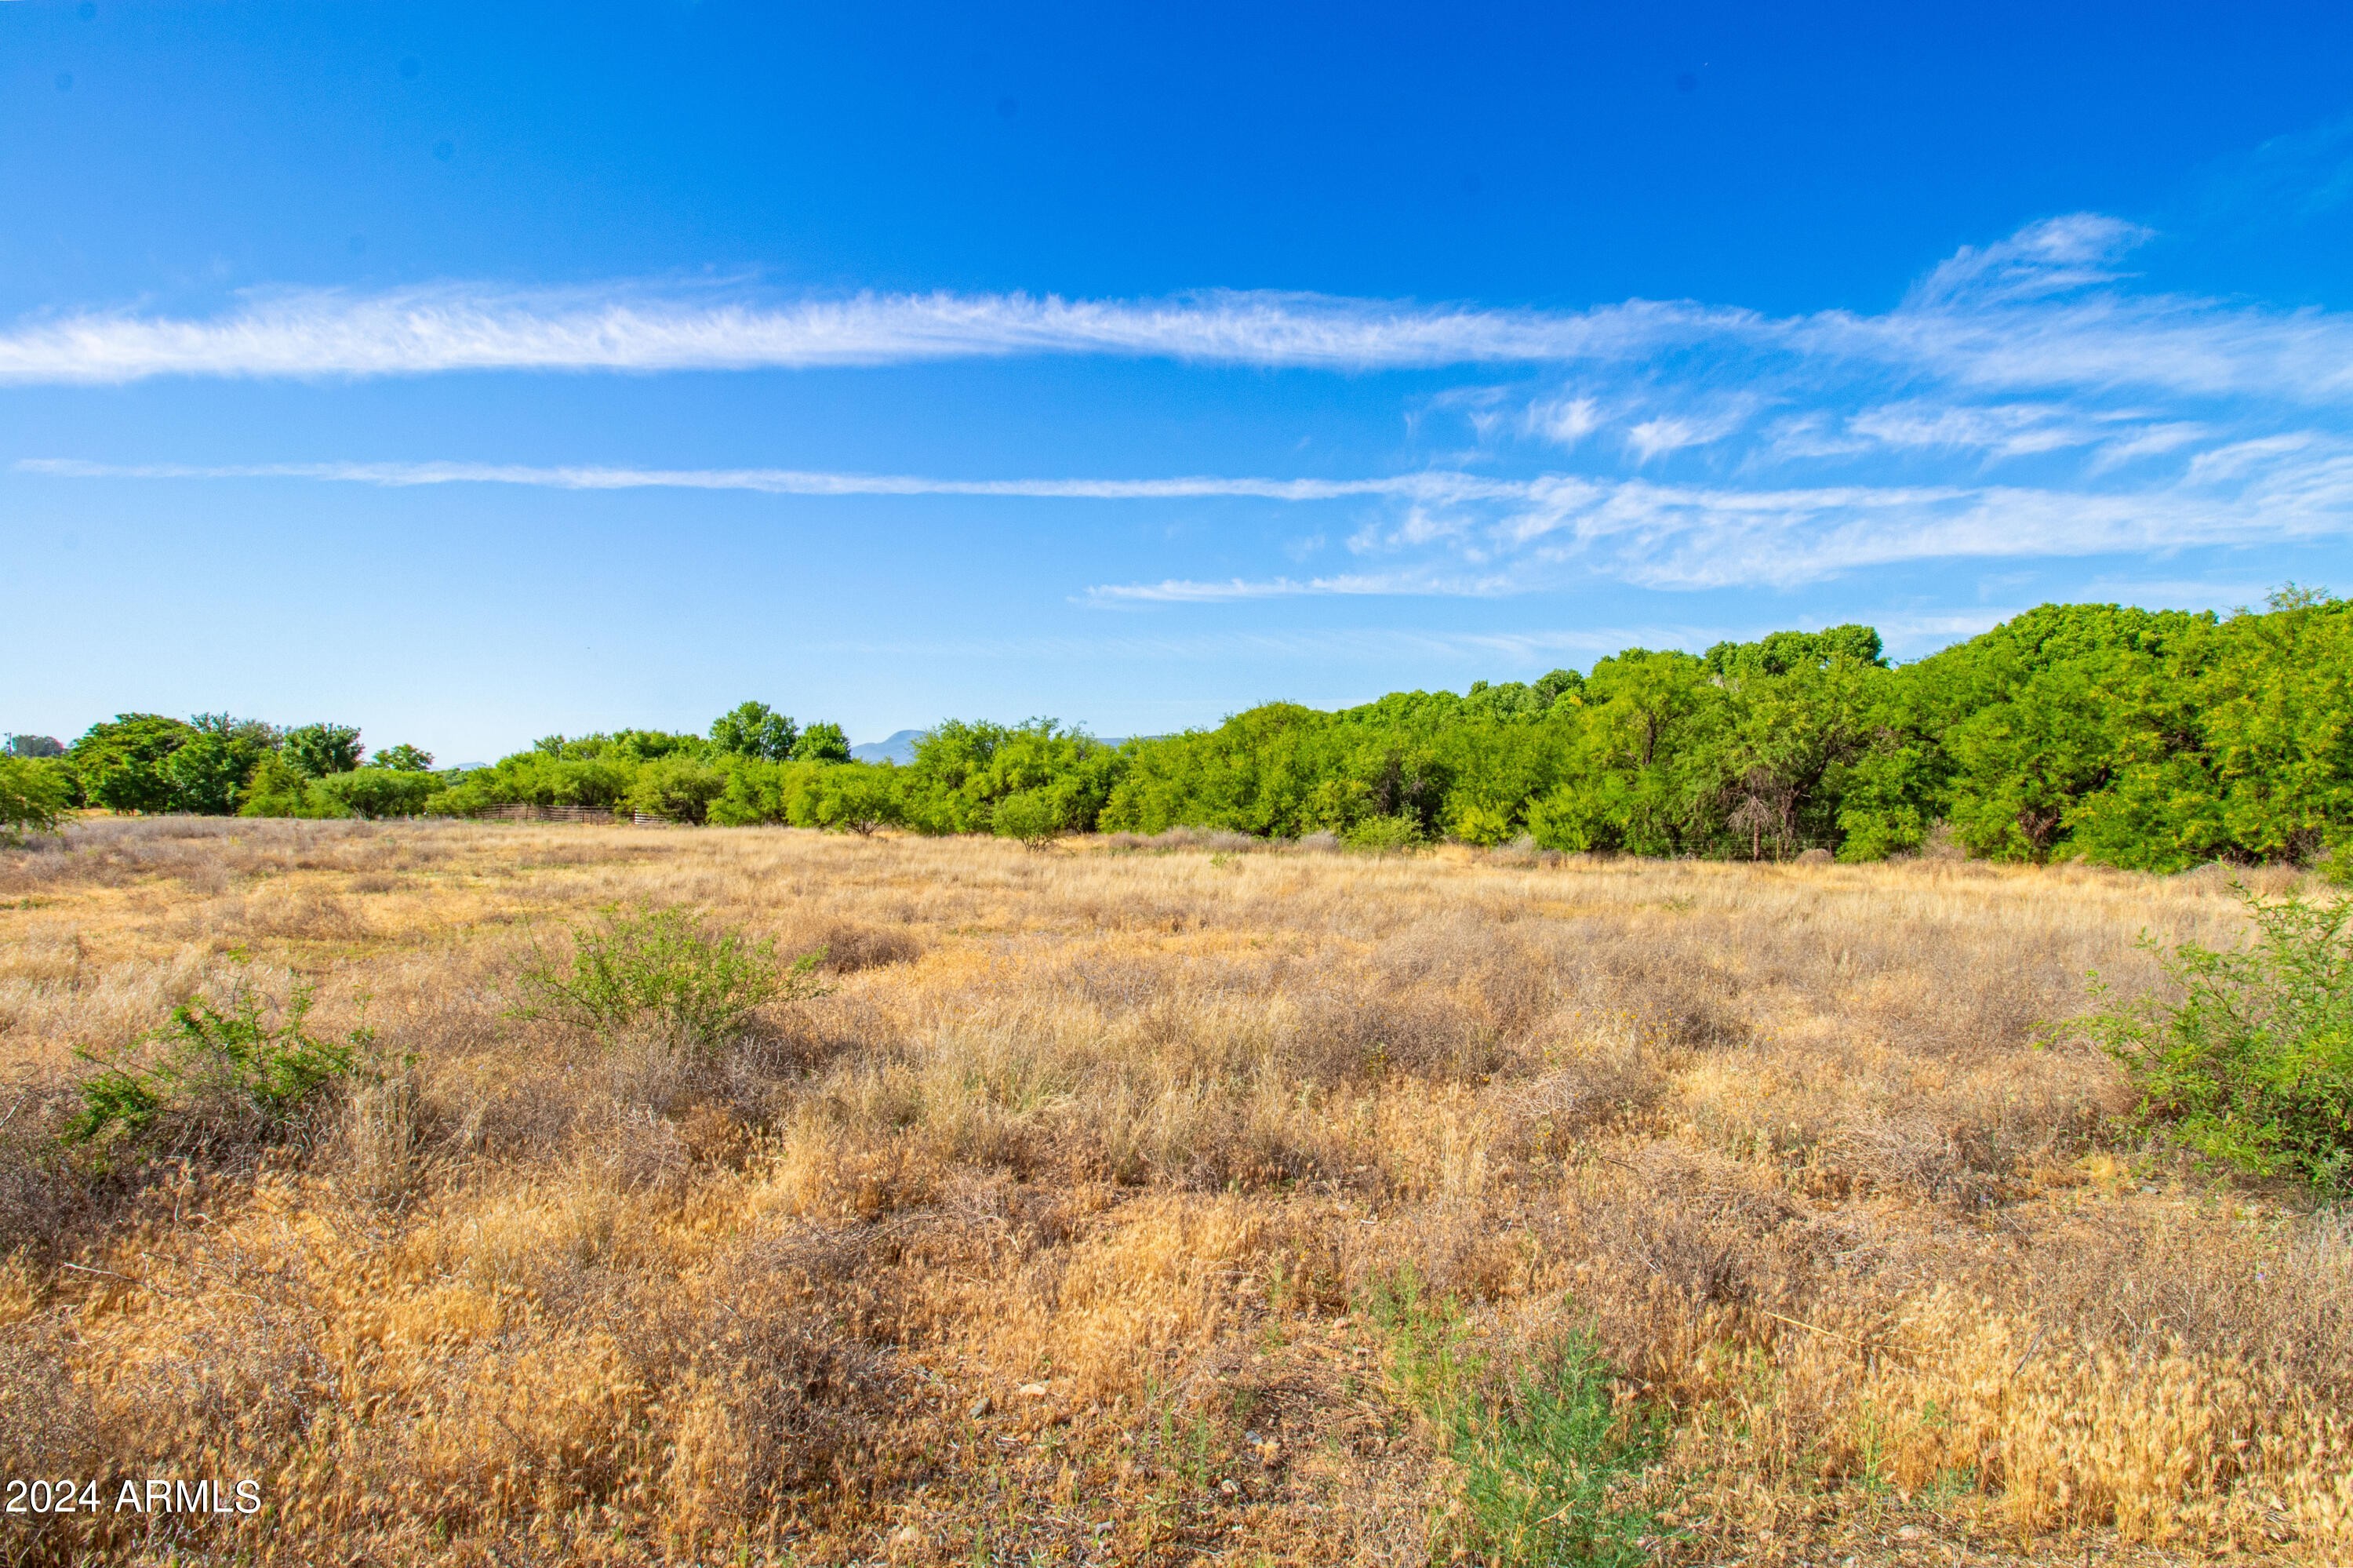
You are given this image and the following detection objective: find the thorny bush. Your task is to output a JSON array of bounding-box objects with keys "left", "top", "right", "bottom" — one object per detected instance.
[
  {"left": 2085, "top": 883, "right": 2353, "bottom": 1191},
  {"left": 64, "top": 977, "right": 366, "bottom": 1160},
  {"left": 517, "top": 904, "right": 827, "bottom": 1054}
]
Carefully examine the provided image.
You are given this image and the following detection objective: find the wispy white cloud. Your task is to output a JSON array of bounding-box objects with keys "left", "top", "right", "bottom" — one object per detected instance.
[
  {"left": 1082, "top": 573, "right": 1486, "bottom": 604},
  {"left": 0, "top": 284, "right": 1730, "bottom": 384},
  {"left": 15, "top": 212, "right": 2353, "bottom": 601},
  {"left": 1621, "top": 398, "right": 1759, "bottom": 462},
  {"left": 1529, "top": 394, "right": 1605, "bottom": 446},
  {"left": 13, "top": 456, "right": 1515, "bottom": 504},
  {"left": 807, "top": 622, "right": 1709, "bottom": 665},
  {"left": 1905, "top": 213, "right": 2151, "bottom": 307},
  {"left": 25, "top": 429, "right": 2353, "bottom": 602},
  {"left": 2, "top": 219, "right": 2351, "bottom": 408}
]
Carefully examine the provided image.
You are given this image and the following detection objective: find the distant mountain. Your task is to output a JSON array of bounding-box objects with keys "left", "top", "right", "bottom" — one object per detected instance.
[{"left": 850, "top": 729, "right": 926, "bottom": 765}]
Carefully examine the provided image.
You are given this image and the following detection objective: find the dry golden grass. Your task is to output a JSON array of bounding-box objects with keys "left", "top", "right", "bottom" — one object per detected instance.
[{"left": 2, "top": 817, "right": 2347, "bottom": 1564}]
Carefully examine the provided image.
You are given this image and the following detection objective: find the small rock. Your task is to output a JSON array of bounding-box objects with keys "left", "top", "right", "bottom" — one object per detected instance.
[
  {"left": 1896, "top": 1524, "right": 1922, "bottom": 1541},
  {"left": 1217, "top": 1478, "right": 1239, "bottom": 1497},
  {"left": 967, "top": 1395, "right": 992, "bottom": 1420},
  {"left": 1017, "top": 1381, "right": 1049, "bottom": 1399}
]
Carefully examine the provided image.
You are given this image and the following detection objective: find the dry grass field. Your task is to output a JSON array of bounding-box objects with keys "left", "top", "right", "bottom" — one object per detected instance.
[{"left": 3, "top": 817, "right": 2351, "bottom": 1566}]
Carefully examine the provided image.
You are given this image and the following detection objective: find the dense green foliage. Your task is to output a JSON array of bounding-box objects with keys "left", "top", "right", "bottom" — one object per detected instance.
[
  {"left": 284, "top": 722, "right": 364, "bottom": 780},
  {"left": 34, "top": 711, "right": 438, "bottom": 820},
  {"left": 1093, "top": 595, "right": 2353, "bottom": 869},
  {"left": 897, "top": 718, "right": 1124, "bottom": 835},
  {"left": 70, "top": 713, "right": 198, "bottom": 813},
  {"left": 0, "top": 755, "right": 73, "bottom": 844},
  {"left": 16, "top": 597, "right": 2353, "bottom": 867},
  {"left": 709, "top": 699, "right": 802, "bottom": 761},
  {"left": 2084, "top": 885, "right": 2353, "bottom": 1191}
]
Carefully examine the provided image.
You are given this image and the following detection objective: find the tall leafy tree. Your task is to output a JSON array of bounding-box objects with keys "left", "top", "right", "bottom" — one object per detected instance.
[
  {"left": 369, "top": 743, "right": 436, "bottom": 772},
  {"left": 0, "top": 755, "right": 71, "bottom": 843},
  {"left": 710, "top": 701, "right": 798, "bottom": 761},
  {"left": 792, "top": 720, "right": 852, "bottom": 763},
  {"left": 69, "top": 714, "right": 195, "bottom": 813},
  {"left": 284, "top": 723, "right": 365, "bottom": 779}
]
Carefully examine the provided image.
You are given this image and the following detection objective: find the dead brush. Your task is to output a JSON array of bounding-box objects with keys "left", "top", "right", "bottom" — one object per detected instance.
[{"left": 5, "top": 821, "right": 2348, "bottom": 1564}]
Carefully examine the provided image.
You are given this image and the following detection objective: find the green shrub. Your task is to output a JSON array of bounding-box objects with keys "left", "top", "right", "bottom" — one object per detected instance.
[
  {"left": 64, "top": 980, "right": 365, "bottom": 1158},
  {"left": 991, "top": 788, "right": 1064, "bottom": 849},
  {"left": 806, "top": 762, "right": 903, "bottom": 835},
  {"left": 238, "top": 752, "right": 351, "bottom": 818},
  {"left": 2083, "top": 883, "right": 2353, "bottom": 1191},
  {"left": 518, "top": 907, "right": 826, "bottom": 1053},
  {"left": 1342, "top": 813, "right": 1425, "bottom": 853},
  {"left": 626, "top": 755, "right": 729, "bottom": 824},
  {"left": 312, "top": 767, "right": 438, "bottom": 820},
  {"left": 0, "top": 755, "right": 72, "bottom": 844},
  {"left": 1366, "top": 1270, "right": 1664, "bottom": 1567},
  {"left": 1449, "top": 801, "right": 1516, "bottom": 847}
]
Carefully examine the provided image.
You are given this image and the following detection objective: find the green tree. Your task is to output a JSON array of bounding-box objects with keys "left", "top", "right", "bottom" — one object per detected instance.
[
  {"left": 4, "top": 734, "right": 64, "bottom": 759},
  {"left": 0, "top": 755, "right": 72, "bottom": 844},
  {"left": 626, "top": 754, "right": 729, "bottom": 824},
  {"left": 904, "top": 719, "right": 1126, "bottom": 835},
  {"left": 284, "top": 722, "right": 365, "bottom": 779},
  {"left": 155, "top": 717, "right": 280, "bottom": 816},
  {"left": 806, "top": 762, "right": 903, "bottom": 835},
  {"left": 1700, "top": 626, "right": 1889, "bottom": 859},
  {"left": 424, "top": 751, "right": 634, "bottom": 816},
  {"left": 1527, "top": 649, "right": 1722, "bottom": 854},
  {"left": 791, "top": 720, "right": 852, "bottom": 763},
  {"left": 369, "top": 743, "right": 435, "bottom": 772},
  {"left": 238, "top": 754, "right": 351, "bottom": 819},
  {"left": 705, "top": 756, "right": 811, "bottom": 826},
  {"left": 70, "top": 714, "right": 196, "bottom": 813},
  {"left": 161, "top": 730, "right": 260, "bottom": 815},
  {"left": 709, "top": 701, "right": 798, "bottom": 761}
]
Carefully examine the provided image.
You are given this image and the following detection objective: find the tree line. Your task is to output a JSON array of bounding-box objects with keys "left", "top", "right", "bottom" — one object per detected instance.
[{"left": 6, "top": 593, "right": 2351, "bottom": 871}]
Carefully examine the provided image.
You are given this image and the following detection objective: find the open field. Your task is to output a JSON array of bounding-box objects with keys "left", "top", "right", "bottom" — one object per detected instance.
[{"left": 2, "top": 817, "right": 2350, "bottom": 1566}]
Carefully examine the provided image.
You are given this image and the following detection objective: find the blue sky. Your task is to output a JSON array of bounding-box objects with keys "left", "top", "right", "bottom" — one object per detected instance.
[{"left": 9, "top": 2, "right": 2353, "bottom": 762}]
